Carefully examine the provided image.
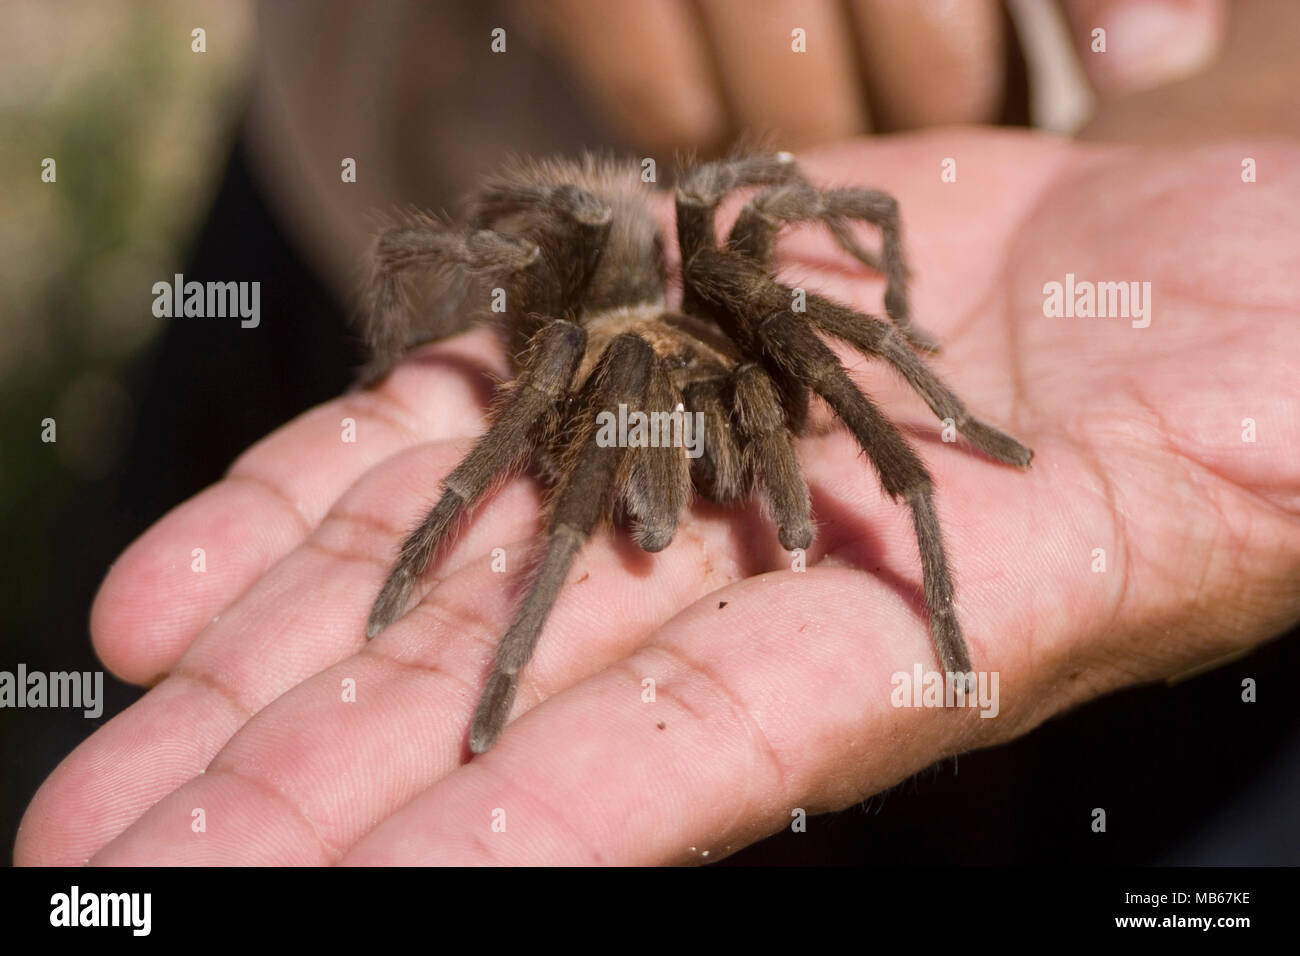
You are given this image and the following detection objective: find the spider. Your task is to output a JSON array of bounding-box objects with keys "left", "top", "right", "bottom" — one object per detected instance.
[{"left": 358, "top": 151, "right": 1033, "bottom": 754}]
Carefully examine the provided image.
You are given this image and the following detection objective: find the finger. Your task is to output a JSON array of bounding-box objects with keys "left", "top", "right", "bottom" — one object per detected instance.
[
  {"left": 335, "top": 429, "right": 1105, "bottom": 866},
  {"left": 1061, "top": 0, "right": 1227, "bottom": 95},
  {"left": 850, "top": 0, "right": 1005, "bottom": 129},
  {"left": 90, "top": 327, "right": 505, "bottom": 684},
  {"left": 84, "top": 493, "right": 764, "bottom": 864},
  {"left": 335, "top": 505, "right": 1067, "bottom": 865},
  {"left": 696, "top": 0, "right": 869, "bottom": 147},
  {"left": 18, "top": 436, "right": 540, "bottom": 866},
  {"left": 514, "top": 0, "right": 728, "bottom": 154},
  {"left": 80, "top": 423, "right": 1008, "bottom": 865},
  {"left": 339, "top": 571, "right": 963, "bottom": 865}
]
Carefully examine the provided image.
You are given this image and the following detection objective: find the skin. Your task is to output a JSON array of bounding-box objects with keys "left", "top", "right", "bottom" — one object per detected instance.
[
  {"left": 15, "top": 128, "right": 1300, "bottom": 865},
  {"left": 517, "top": 0, "right": 1227, "bottom": 150},
  {"left": 243, "top": 0, "right": 1230, "bottom": 303}
]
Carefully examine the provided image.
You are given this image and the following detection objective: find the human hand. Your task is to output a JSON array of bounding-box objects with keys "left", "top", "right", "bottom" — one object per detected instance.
[
  {"left": 16, "top": 129, "right": 1298, "bottom": 864},
  {"left": 519, "top": 0, "right": 1227, "bottom": 151}
]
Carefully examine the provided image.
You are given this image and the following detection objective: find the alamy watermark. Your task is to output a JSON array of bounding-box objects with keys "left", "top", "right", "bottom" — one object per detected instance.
[
  {"left": 152, "top": 273, "right": 260, "bottom": 328},
  {"left": 595, "top": 403, "right": 705, "bottom": 459},
  {"left": 1, "top": 664, "right": 103, "bottom": 718},
  {"left": 890, "top": 664, "right": 999, "bottom": 718},
  {"left": 1042, "top": 272, "right": 1151, "bottom": 329},
  {"left": 50, "top": 886, "right": 150, "bottom": 936}
]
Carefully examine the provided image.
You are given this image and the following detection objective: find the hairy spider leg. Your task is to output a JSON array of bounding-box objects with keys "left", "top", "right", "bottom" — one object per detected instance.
[
  {"left": 366, "top": 320, "right": 587, "bottom": 638},
  {"left": 470, "top": 333, "right": 657, "bottom": 753},
  {"left": 728, "top": 178, "right": 941, "bottom": 351}
]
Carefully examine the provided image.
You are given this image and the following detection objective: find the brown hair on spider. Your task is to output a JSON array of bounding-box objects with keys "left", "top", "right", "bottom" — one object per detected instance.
[{"left": 356, "top": 149, "right": 1032, "bottom": 753}]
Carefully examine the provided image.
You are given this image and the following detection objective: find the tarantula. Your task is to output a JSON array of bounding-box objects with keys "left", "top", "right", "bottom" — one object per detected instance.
[{"left": 358, "top": 151, "right": 1032, "bottom": 754}]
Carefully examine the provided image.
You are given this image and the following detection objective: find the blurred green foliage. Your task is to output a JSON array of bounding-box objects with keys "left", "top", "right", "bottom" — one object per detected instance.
[{"left": 0, "top": 1, "right": 251, "bottom": 641}]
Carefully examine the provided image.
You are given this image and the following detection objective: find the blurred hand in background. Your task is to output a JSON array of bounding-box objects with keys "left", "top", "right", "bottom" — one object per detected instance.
[
  {"left": 249, "top": 0, "right": 1255, "bottom": 303},
  {"left": 517, "top": 0, "right": 1227, "bottom": 153}
]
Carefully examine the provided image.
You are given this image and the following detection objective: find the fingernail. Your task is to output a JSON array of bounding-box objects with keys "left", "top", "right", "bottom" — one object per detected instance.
[{"left": 1090, "top": 1, "right": 1220, "bottom": 93}]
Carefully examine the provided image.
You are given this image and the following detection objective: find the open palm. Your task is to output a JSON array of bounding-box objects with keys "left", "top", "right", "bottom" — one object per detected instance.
[{"left": 17, "top": 130, "right": 1300, "bottom": 865}]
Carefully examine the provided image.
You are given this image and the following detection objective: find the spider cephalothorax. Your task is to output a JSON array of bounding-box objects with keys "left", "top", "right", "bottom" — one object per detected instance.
[{"left": 359, "top": 151, "right": 1032, "bottom": 753}]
